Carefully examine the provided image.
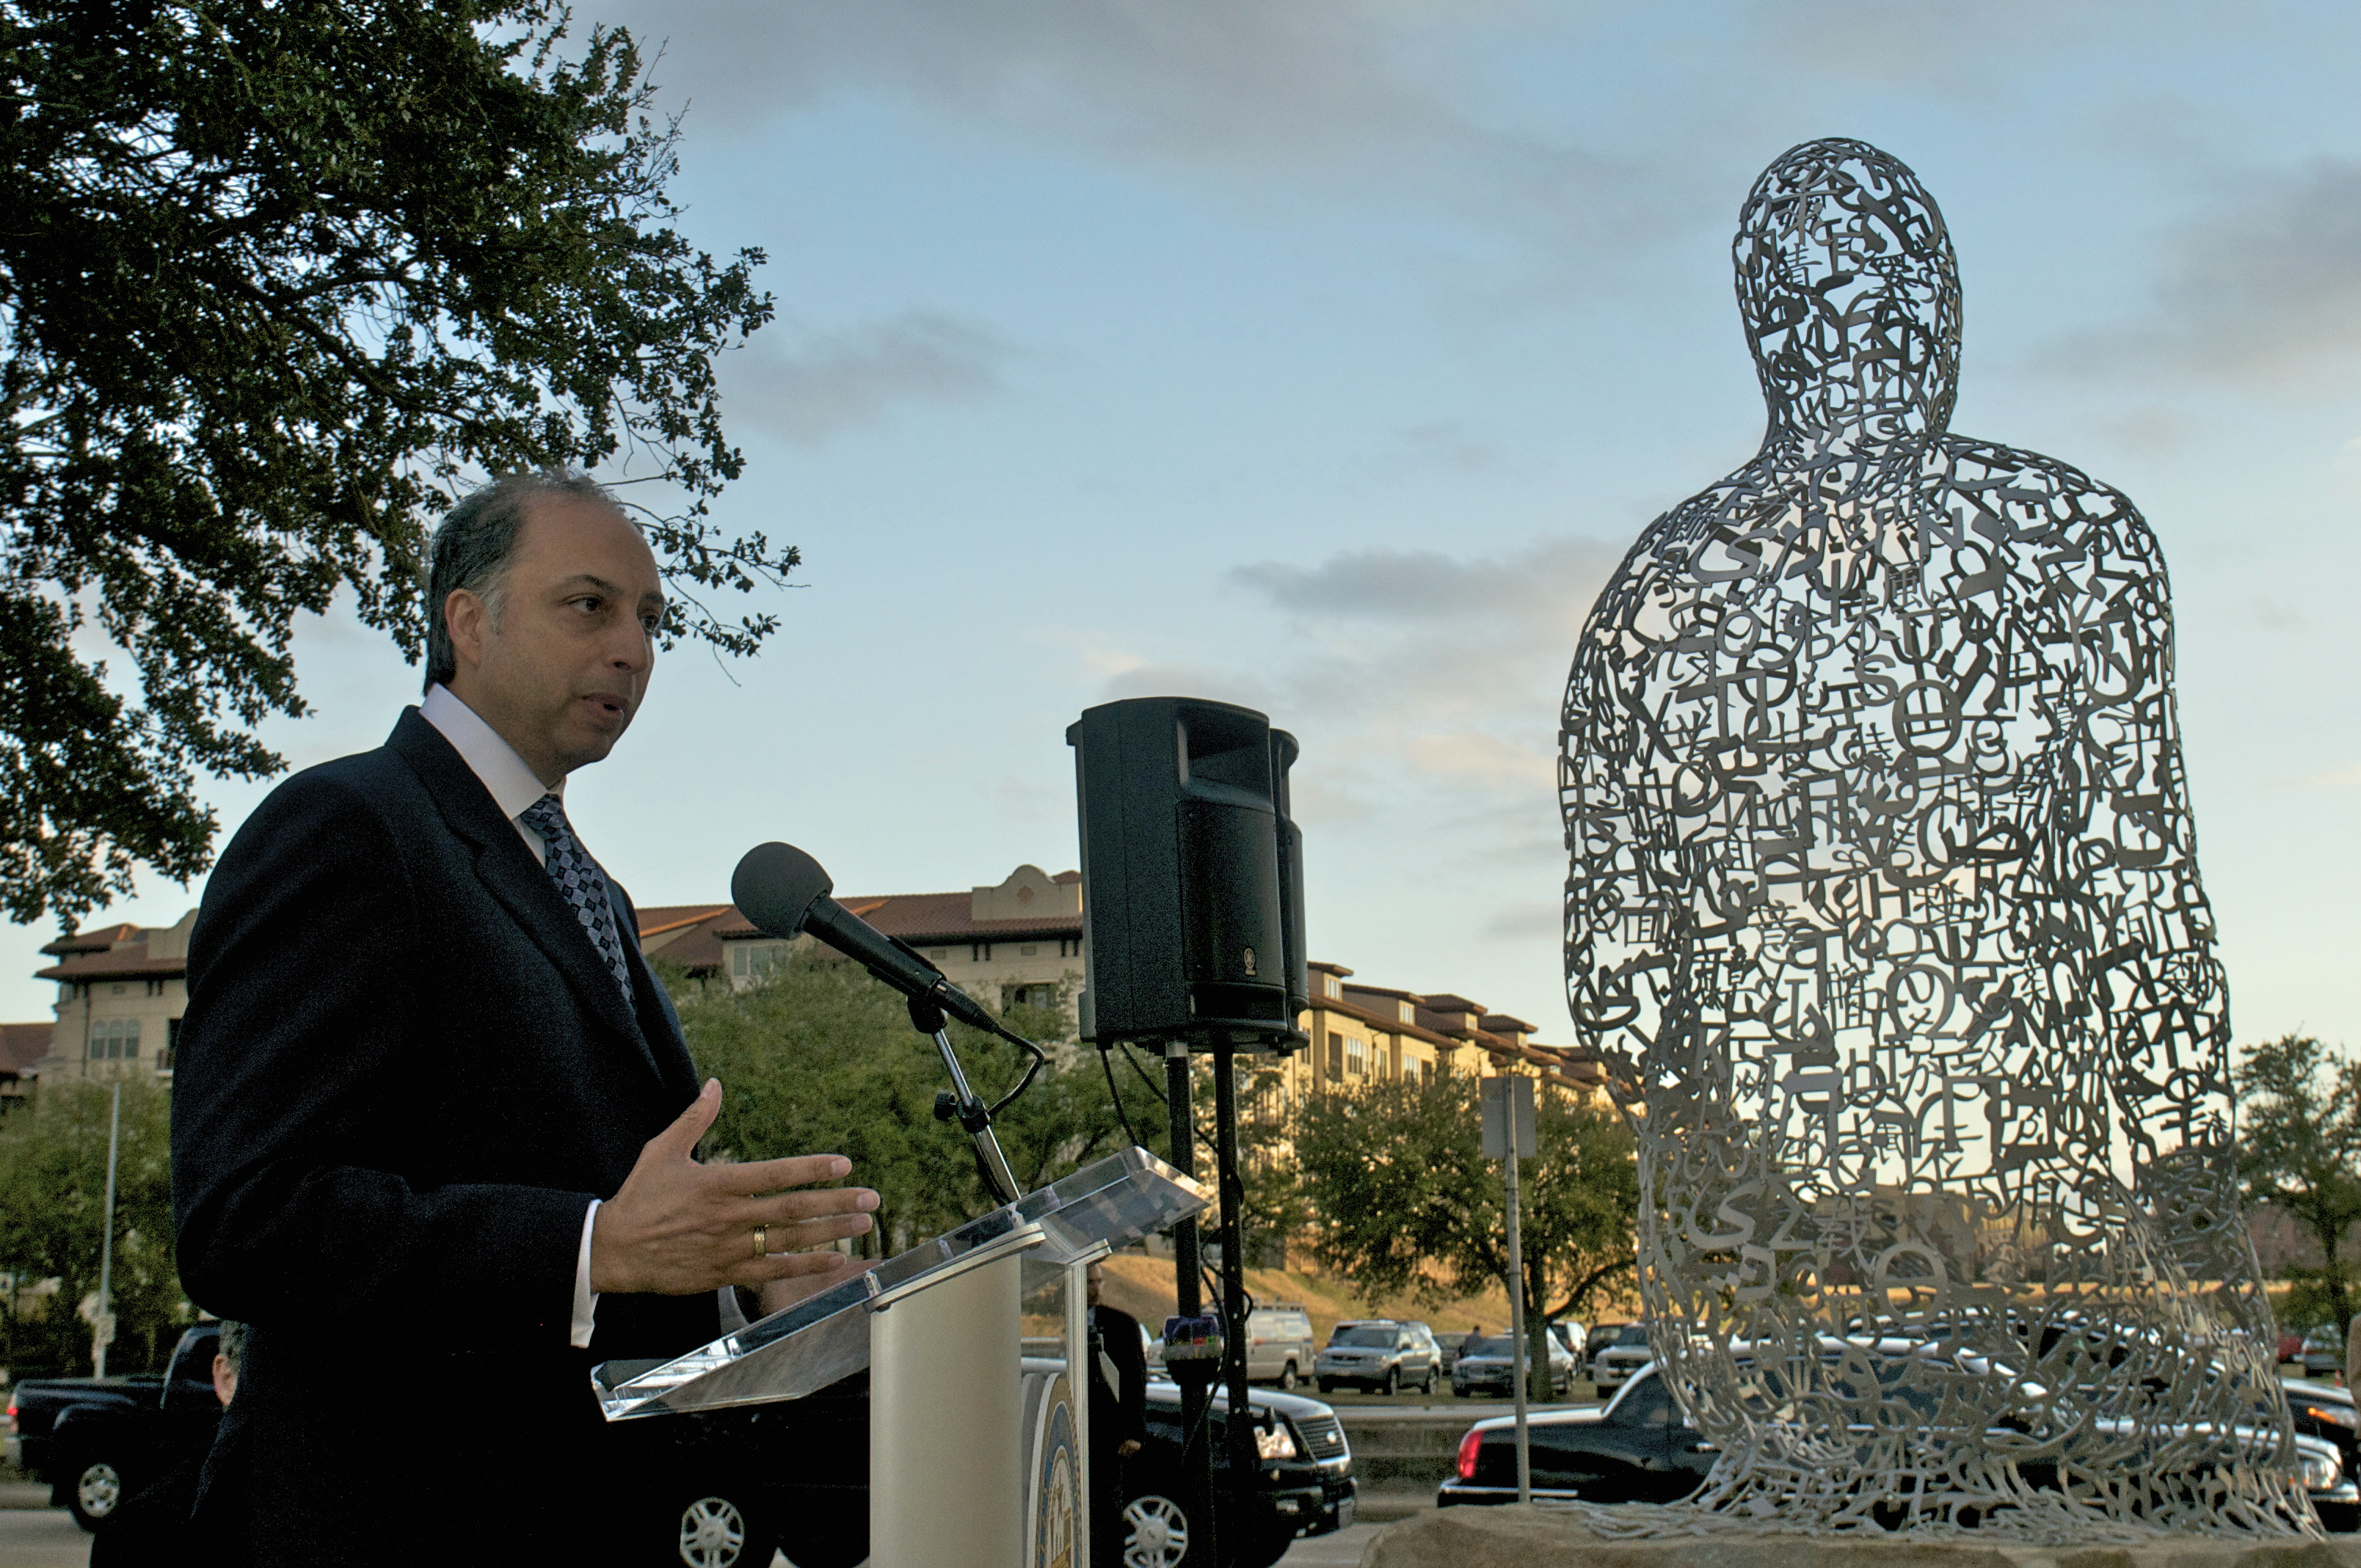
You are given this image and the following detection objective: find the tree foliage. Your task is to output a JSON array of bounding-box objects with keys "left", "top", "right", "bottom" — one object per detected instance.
[
  {"left": 2236, "top": 1033, "right": 2361, "bottom": 1334},
  {"left": 0, "top": 1078, "right": 182, "bottom": 1376},
  {"left": 669, "top": 953, "right": 1168, "bottom": 1256},
  {"left": 1292, "top": 1074, "right": 1638, "bottom": 1394},
  {"left": 1, "top": 0, "right": 783, "bottom": 925}
]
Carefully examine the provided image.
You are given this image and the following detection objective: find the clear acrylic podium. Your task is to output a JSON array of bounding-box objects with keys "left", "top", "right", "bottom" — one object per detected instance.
[{"left": 594, "top": 1147, "right": 1212, "bottom": 1567}]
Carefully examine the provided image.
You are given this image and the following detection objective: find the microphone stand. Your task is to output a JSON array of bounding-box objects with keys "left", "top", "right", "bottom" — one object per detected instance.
[{"left": 908, "top": 993, "right": 1022, "bottom": 1206}]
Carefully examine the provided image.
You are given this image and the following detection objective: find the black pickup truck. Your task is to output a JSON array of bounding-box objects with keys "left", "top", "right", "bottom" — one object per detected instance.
[
  {"left": 4, "top": 1324, "right": 225, "bottom": 1530},
  {"left": 603, "top": 1365, "right": 1356, "bottom": 1568}
]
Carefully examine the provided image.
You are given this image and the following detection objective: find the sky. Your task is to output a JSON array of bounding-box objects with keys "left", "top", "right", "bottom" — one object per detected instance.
[{"left": 8, "top": 0, "right": 2360, "bottom": 1062}]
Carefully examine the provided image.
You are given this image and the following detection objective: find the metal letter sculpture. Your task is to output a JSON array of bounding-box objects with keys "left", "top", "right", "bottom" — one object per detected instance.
[{"left": 1559, "top": 139, "right": 2304, "bottom": 1539}]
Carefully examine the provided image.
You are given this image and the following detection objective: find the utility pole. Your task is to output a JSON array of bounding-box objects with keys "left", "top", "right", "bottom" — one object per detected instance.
[
  {"left": 1481, "top": 1074, "right": 1537, "bottom": 1504},
  {"left": 92, "top": 1079, "right": 122, "bottom": 1377}
]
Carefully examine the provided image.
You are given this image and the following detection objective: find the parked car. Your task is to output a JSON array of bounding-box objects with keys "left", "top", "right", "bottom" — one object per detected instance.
[
  {"left": 1243, "top": 1303, "right": 1317, "bottom": 1388},
  {"left": 1449, "top": 1332, "right": 1577, "bottom": 1399},
  {"left": 1590, "top": 1321, "right": 1654, "bottom": 1389},
  {"left": 1314, "top": 1320, "right": 1440, "bottom": 1396},
  {"left": 2302, "top": 1324, "right": 2348, "bottom": 1382},
  {"left": 2288, "top": 1376, "right": 2361, "bottom": 1530},
  {"left": 1441, "top": 1362, "right": 1712, "bottom": 1505},
  {"left": 1548, "top": 1320, "right": 1589, "bottom": 1379},
  {"left": 5, "top": 1324, "right": 223, "bottom": 1531},
  {"left": 1439, "top": 1355, "right": 2359, "bottom": 1531},
  {"left": 605, "top": 1363, "right": 1355, "bottom": 1568}
]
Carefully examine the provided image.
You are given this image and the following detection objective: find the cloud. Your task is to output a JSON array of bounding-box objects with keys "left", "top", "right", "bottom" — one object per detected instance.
[
  {"left": 723, "top": 310, "right": 1019, "bottom": 446},
  {"left": 1225, "top": 534, "right": 1620, "bottom": 626},
  {"left": 2041, "top": 159, "right": 2361, "bottom": 395},
  {"left": 614, "top": 0, "right": 1491, "bottom": 165}
]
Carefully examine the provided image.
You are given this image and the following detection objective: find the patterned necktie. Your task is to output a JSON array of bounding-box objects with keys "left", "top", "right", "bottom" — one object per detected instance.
[{"left": 520, "top": 793, "right": 635, "bottom": 1002}]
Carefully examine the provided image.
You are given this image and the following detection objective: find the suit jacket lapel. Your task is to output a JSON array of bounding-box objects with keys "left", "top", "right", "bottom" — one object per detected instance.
[
  {"left": 385, "top": 710, "right": 652, "bottom": 1062},
  {"left": 609, "top": 881, "right": 698, "bottom": 1098}
]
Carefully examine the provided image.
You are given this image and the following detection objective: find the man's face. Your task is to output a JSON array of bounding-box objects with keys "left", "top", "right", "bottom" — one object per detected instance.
[
  {"left": 445, "top": 496, "right": 665, "bottom": 785},
  {"left": 1087, "top": 1263, "right": 1105, "bottom": 1307}
]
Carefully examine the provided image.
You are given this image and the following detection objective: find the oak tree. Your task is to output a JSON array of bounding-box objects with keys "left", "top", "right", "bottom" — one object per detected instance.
[{"left": 2, "top": 1, "right": 785, "bottom": 925}]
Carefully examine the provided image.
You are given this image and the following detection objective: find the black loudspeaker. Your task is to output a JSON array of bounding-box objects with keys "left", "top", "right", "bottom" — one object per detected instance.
[{"left": 1067, "top": 696, "right": 1307, "bottom": 1052}]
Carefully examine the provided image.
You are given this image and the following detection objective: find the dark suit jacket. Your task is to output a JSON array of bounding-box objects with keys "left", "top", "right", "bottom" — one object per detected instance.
[
  {"left": 1088, "top": 1304, "right": 1147, "bottom": 1452},
  {"left": 171, "top": 710, "right": 717, "bottom": 1564}
]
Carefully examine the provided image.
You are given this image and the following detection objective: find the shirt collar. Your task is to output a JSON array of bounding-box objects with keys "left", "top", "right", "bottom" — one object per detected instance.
[{"left": 421, "top": 683, "right": 561, "bottom": 822}]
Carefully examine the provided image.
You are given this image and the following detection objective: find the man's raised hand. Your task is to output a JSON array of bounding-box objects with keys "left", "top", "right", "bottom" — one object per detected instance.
[{"left": 589, "top": 1079, "right": 878, "bottom": 1297}]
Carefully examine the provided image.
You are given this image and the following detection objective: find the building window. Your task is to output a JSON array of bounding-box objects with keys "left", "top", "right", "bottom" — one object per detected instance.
[
  {"left": 970, "top": 944, "right": 993, "bottom": 963},
  {"left": 1005, "top": 982, "right": 1058, "bottom": 1011},
  {"left": 87, "top": 1019, "right": 141, "bottom": 1061},
  {"left": 163, "top": 1017, "right": 181, "bottom": 1071},
  {"left": 1403, "top": 1057, "right": 1422, "bottom": 1087},
  {"left": 1345, "top": 1036, "right": 1366, "bottom": 1077},
  {"left": 1020, "top": 944, "right": 1038, "bottom": 957},
  {"left": 1326, "top": 1032, "right": 1343, "bottom": 1078},
  {"left": 146, "top": 978, "right": 165, "bottom": 996},
  {"left": 730, "top": 942, "right": 787, "bottom": 981},
  {"left": 1057, "top": 938, "right": 1082, "bottom": 959},
  {"left": 928, "top": 949, "right": 950, "bottom": 960}
]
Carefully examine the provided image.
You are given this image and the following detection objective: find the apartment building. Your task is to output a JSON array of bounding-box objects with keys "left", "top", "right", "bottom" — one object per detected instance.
[
  {"left": 1258, "top": 961, "right": 1607, "bottom": 1116},
  {"left": 638, "top": 863, "right": 1088, "bottom": 1024},
  {"left": 25, "top": 913, "right": 197, "bottom": 1085}
]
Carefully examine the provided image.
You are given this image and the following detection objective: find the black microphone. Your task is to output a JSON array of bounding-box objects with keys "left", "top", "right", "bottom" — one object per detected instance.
[{"left": 731, "top": 842, "right": 1002, "bottom": 1036}]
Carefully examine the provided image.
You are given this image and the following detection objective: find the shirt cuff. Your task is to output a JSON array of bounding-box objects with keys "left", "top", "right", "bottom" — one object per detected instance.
[{"left": 571, "top": 1198, "right": 601, "bottom": 1349}]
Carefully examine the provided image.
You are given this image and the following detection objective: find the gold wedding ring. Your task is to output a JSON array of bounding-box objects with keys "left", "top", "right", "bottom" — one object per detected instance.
[{"left": 752, "top": 1223, "right": 768, "bottom": 1258}]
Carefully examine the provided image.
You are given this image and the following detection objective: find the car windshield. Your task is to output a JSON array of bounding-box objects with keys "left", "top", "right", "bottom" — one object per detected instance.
[
  {"left": 1615, "top": 1324, "right": 1650, "bottom": 1346},
  {"left": 1333, "top": 1326, "right": 1394, "bottom": 1348},
  {"left": 1466, "top": 1336, "right": 1519, "bottom": 1357}
]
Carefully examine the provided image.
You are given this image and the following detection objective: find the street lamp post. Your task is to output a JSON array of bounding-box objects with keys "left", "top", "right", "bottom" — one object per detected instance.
[{"left": 92, "top": 1079, "right": 122, "bottom": 1377}]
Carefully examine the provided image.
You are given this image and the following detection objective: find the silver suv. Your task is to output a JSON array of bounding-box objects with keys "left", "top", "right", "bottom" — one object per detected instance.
[
  {"left": 1590, "top": 1321, "right": 1653, "bottom": 1389},
  {"left": 1243, "top": 1304, "right": 1317, "bottom": 1388},
  {"left": 1316, "top": 1320, "right": 1441, "bottom": 1396}
]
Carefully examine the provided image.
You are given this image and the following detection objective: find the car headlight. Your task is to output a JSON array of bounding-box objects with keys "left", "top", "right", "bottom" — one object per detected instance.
[
  {"left": 2297, "top": 1401, "right": 2361, "bottom": 1432},
  {"left": 1256, "top": 1423, "right": 1299, "bottom": 1461},
  {"left": 2302, "top": 1448, "right": 2343, "bottom": 1491}
]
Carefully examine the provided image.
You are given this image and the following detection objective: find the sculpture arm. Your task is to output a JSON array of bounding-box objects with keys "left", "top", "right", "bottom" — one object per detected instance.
[{"left": 2053, "top": 495, "right": 2232, "bottom": 1162}]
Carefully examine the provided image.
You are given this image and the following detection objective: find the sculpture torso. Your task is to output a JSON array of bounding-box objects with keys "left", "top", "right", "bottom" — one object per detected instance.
[{"left": 1558, "top": 139, "right": 2291, "bottom": 1536}]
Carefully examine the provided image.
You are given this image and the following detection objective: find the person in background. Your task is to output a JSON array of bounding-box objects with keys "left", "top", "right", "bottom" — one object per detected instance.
[
  {"left": 1086, "top": 1261, "right": 1147, "bottom": 1568},
  {"left": 90, "top": 1322, "right": 246, "bottom": 1564},
  {"left": 2346, "top": 1313, "right": 2360, "bottom": 1388}
]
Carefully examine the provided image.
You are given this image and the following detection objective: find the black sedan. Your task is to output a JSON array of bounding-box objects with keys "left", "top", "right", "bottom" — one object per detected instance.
[
  {"left": 1439, "top": 1359, "right": 2358, "bottom": 1531},
  {"left": 1438, "top": 1363, "right": 1713, "bottom": 1506}
]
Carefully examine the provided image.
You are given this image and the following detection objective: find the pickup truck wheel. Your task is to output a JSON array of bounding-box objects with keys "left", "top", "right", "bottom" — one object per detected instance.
[
  {"left": 68, "top": 1459, "right": 125, "bottom": 1532},
  {"left": 1123, "top": 1492, "right": 1190, "bottom": 1566},
  {"left": 668, "top": 1491, "right": 774, "bottom": 1568},
  {"left": 1278, "top": 1363, "right": 1298, "bottom": 1390}
]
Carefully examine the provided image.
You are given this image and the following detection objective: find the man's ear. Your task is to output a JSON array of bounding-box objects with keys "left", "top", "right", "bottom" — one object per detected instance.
[{"left": 445, "top": 588, "right": 488, "bottom": 672}]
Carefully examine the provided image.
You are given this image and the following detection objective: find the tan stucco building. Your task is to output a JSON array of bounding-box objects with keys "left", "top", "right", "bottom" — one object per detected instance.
[
  {"left": 638, "top": 864, "right": 1088, "bottom": 1024},
  {"left": 25, "top": 913, "right": 198, "bottom": 1085}
]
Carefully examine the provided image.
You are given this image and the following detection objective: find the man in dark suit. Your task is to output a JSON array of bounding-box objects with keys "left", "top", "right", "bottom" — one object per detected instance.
[
  {"left": 1085, "top": 1261, "right": 1147, "bottom": 1568},
  {"left": 170, "top": 472, "right": 878, "bottom": 1564}
]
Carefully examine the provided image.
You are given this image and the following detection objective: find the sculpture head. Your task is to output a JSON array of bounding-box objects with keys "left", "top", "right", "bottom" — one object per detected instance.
[{"left": 1736, "top": 139, "right": 1962, "bottom": 457}]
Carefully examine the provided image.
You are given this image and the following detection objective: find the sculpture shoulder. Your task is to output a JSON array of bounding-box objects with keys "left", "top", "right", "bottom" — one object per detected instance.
[
  {"left": 1934, "top": 435, "right": 2164, "bottom": 579},
  {"left": 1579, "top": 475, "right": 1758, "bottom": 628}
]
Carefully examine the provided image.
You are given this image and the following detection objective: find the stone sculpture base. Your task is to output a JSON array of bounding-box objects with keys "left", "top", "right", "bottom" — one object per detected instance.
[{"left": 1365, "top": 1508, "right": 2361, "bottom": 1568}]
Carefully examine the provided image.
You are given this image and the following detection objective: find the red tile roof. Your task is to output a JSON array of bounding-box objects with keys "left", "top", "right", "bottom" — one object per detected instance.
[
  {"left": 40, "top": 925, "right": 139, "bottom": 958},
  {"left": 1, "top": 1022, "right": 51, "bottom": 1074},
  {"left": 34, "top": 944, "right": 183, "bottom": 982}
]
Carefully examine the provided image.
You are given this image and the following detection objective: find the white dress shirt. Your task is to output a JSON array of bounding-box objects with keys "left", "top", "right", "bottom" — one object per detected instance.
[{"left": 421, "top": 684, "right": 603, "bottom": 1349}]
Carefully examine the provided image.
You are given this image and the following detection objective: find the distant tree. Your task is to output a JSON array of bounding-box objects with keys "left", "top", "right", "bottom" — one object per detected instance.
[
  {"left": 2236, "top": 1033, "right": 2361, "bottom": 1335},
  {"left": 0, "top": 1078, "right": 182, "bottom": 1376},
  {"left": 1294, "top": 1075, "right": 1638, "bottom": 1397},
  {"left": 667, "top": 954, "right": 1166, "bottom": 1255},
  {"left": 2, "top": 1, "right": 783, "bottom": 926}
]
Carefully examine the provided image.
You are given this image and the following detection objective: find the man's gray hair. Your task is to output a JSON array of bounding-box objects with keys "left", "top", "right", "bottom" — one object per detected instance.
[
  {"left": 217, "top": 1318, "right": 247, "bottom": 1371},
  {"left": 423, "top": 470, "right": 619, "bottom": 693}
]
